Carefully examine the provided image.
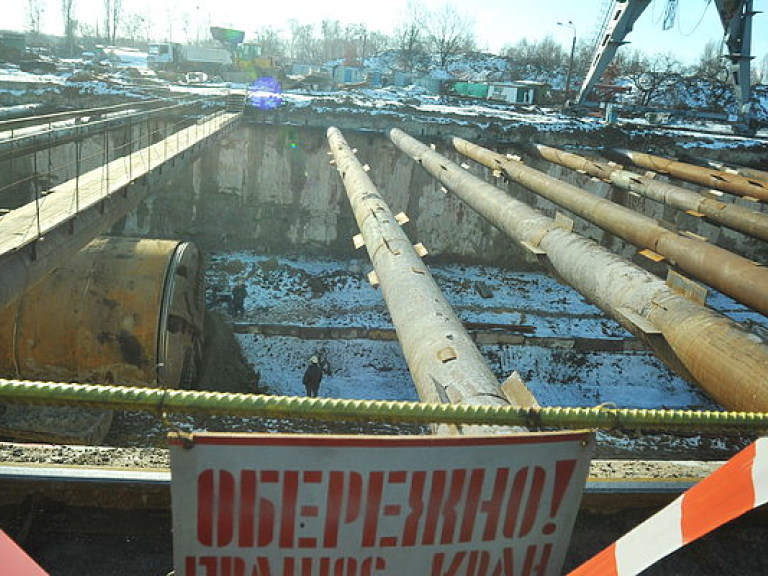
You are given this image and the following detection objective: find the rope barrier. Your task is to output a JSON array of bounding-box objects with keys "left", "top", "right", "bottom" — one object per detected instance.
[{"left": 1, "top": 380, "right": 767, "bottom": 433}]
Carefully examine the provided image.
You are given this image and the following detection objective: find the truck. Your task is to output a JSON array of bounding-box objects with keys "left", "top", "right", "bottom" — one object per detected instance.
[{"left": 147, "top": 42, "right": 232, "bottom": 75}]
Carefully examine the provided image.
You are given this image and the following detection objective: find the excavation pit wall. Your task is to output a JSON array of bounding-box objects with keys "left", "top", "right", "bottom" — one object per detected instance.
[{"left": 116, "top": 123, "right": 768, "bottom": 267}]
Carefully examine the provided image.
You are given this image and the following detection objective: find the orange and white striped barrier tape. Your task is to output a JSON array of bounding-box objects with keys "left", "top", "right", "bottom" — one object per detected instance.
[
  {"left": 0, "top": 530, "right": 48, "bottom": 575},
  {"left": 569, "top": 437, "right": 768, "bottom": 575}
]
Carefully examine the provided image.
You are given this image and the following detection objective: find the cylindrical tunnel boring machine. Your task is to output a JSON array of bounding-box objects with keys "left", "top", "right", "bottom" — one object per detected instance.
[{"left": 0, "top": 236, "right": 205, "bottom": 389}]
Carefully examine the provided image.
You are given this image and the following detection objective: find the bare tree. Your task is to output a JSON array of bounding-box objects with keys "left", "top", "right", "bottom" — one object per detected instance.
[
  {"left": 571, "top": 38, "right": 594, "bottom": 80},
  {"left": 752, "top": 52, "right": 768, "bottom": 84},
  {"left": 26, "top": 0, "right": 46, "bottom": 36},
  {"left": 394, "top": 1, "right": 426, "bottom": 72},
  {"left": 426, "top": 4, "right": 475, "bottom": 68},
  {"left": 61, "top": 0, "right": 77, "bottom": 55},
  {"left": 342, "top": 23, "right": 368, "bottom": 65},
  {"left": 621, "top": 51, "right": 683, "bottom": 106},
  {"left": 688, "top": 39, "right": 731, "bottom": 110},
  {"left": 78, "top": 21, "right": 97, "bottom": 43},
  {"left": 289, "top": 20, "right": 320, "bottom": 63},
  {"left": 102, "top": 0, "right": 122, "bottom": 44},
  {"left": 365, "top": 31, "right": 390, "bottom": 59},
  {"left": 253, "top": 27, "right": 287, "bottom": 60},
  {"left": 503, "top": 35, "right": 565, "bottom": 72},
  {"left": 320, "top": 20, "right": 344, "bottom": 62},
  {"left": 121, "top": 11, "right": 145, "bottom": 45},
  {"left": 694, "top": 39, "right": 728, "bottom": 82}
]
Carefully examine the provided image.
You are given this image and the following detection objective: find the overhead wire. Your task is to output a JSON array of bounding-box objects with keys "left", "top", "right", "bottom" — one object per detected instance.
[{"left": 678, "top": 0, "right": 715, "bottom": 36}]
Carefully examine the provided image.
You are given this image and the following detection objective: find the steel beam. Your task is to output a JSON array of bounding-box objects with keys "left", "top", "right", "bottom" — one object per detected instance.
[
  {"left": 389, "top": 128, "right": 768, "bottom": 412},
  {"left": 327, "top": 127, "right": 533, "bottom": 434},
  {"left": 531, "top": 144, "right": 768, "bottom": 242},
  {"left": 576, "top": 0, "right": 652, "bottom": 105},
  {"left": 611, "top": 148, "right": 768, "bottom": 202},
  {"left": 715, "top": 0, "right": 756, "bottom": 132},
  {"left": 452, "top": 138, "right": 768, "bottom": 317},
  {"left": 0, "top": 456, "right": 736, "bottom": 511}
]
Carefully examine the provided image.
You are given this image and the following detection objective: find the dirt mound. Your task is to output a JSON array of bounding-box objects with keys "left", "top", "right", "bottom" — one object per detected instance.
[{"left": 195, "top": 311, "right": 260, "bottom": 394}]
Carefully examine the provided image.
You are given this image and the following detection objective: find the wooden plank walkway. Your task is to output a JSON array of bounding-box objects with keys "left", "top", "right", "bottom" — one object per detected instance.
[{"left": 0, "top": 111, "right": 240, "bottom": 257}]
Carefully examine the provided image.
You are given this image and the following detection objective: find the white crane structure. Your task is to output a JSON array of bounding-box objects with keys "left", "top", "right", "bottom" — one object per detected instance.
[{"left": 576, "top": 0, "right": 758, "bottom": 134}]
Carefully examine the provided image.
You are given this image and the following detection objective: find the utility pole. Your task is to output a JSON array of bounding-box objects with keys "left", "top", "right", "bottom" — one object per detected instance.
[{"left": 558, "top": 20, "right": 576, "bottom": 104}]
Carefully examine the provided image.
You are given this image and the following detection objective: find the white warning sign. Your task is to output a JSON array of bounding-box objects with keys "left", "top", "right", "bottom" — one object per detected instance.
[{"left": 171, "top": 432, "right": 594, "bottom": 576}]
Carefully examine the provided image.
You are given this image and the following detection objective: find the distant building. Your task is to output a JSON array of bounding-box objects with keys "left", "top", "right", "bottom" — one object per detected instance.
[
  {"left": 453, "top": 81, "right": 490, "bottom": 99},
  {"left": 283, "top": 64, "right": 334, "bottom": 91},
  {"left": 416, "top": 77, "right": 453, "bottom": 94},
  {"left": 332, "top": 65, "right": 366, "bottom": 86},
  {"left": 487, "top": 81, "right": 544, "bottom": 105},
  {"left": 289, "top": 63, "right": 325, "bottom": 76},
  {"left": 393, "top": 72, "right": 414, "bottom": 87},
  {"left": 453, "top": 80, "right": 545, "bottom": 105},
  {"left": 0, "top": 31, "right": 25, "bottom": 53}
]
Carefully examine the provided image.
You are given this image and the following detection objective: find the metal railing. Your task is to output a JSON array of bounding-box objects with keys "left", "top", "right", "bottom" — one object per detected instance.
[{"left": 0, "top": 102, "right": 239, "bottom": 252}]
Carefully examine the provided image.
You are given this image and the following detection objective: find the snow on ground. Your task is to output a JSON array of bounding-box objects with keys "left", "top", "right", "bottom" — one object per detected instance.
[
  {"left": 205, "top": 251, "right": 758, "bottom": 411},
  {"left": 1, "top": 57, "right": 765, "bottom": 144},
  {"left": 207, "top": 251, "right": 627, "bottom": 337},
  {"left": 274, "top": 88, "right": 604, "bottom": 133},
  {"left": 485, "top": 345, "right": 716, "bottom": 409},
  {"left": 238, "top": 336, "right": 417, "bottom": 402}
]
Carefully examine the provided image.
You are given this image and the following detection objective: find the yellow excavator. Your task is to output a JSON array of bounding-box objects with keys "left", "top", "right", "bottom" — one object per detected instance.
[{"left": 210, "top": 27, "right": 280, "bottom": 83}]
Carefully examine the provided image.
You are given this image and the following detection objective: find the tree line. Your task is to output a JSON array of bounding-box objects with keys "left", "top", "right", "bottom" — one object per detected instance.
[
  {"left": 22, "top": 0, "right": 768, "bottom": 104},
  {"left": 22, "top": 0, "right": 474, "bottom": 66}
]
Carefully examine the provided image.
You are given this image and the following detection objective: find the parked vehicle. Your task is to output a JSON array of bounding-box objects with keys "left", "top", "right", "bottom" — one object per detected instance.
[{"left": 148, "top": 43, "right": 232, "bottom": 75}]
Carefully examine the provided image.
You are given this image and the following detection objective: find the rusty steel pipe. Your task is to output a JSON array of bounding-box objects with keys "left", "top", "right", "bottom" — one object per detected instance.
[
  {"left": 611, "top": 149, "right": 768, "bottom": 202},
  {"left": 677, "top": 155, "right": 768, "bottom": 185},
  {"left": 532, "top": 143, "right": 768, "bottom": 243},
  {"left": 453, "top": 137, "right": 768, "bottom": 317},
  {"left": 0, "top": 237, "right": 205, "bottom": 388},
  {"left": 389, "top": 127, "right": 768, "bottom": 412},
  {"left": 327, "top": 127, "right": 529, "bottom": 433}
]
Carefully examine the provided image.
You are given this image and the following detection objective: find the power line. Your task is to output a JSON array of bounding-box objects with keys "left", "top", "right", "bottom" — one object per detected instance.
[{"left": 678, "top": 0, "right": 714, "bottom": 36}]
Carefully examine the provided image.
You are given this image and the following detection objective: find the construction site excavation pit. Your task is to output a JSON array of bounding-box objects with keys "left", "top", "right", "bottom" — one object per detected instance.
[
  {"left": 123, "top": 122, "right": 757, "bottom": 448},
  {"left": 185, "top": 249, "right": 757, "bottom": 460},
  {"left": 0, "top": 105, "right": 764, "bottom": 454},
  {"left": 3, "top": 89, "right": 768, "bottom": 573},
  {"left": 23, "top": 119, "right": 764, "bottom": 459}
]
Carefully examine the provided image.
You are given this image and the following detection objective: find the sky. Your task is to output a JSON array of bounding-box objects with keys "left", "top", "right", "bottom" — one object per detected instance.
[{"left": 4, "top": 0, "right": 767, "bottom": 65}]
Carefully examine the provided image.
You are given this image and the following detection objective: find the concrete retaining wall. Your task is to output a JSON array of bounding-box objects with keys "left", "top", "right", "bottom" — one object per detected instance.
[{"left": 117, "top": 124, "right": 768, "bottom": 267}]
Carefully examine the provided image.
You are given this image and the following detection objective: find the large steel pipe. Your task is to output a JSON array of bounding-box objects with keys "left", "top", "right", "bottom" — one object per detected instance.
[
  {"left": 327, "top": 127, "right": 528, "bottom": 433},
  {"left": 531, "top": 143, "right": 768, "bottom": 242},
  {"left": 389, "top": 128, "right": 768, "bottom": 412},
  {"left": 677, "top": 154, "right": 768, "bottom": 185},
  {"left": 453, "top": 137, "right": 768, "bottom": 317},
  {"left": 610, "top": 149, "right": 768, "bottom": 202},
  {"left": 0, "top": 236, "right": 205, "bottom": 388}
]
